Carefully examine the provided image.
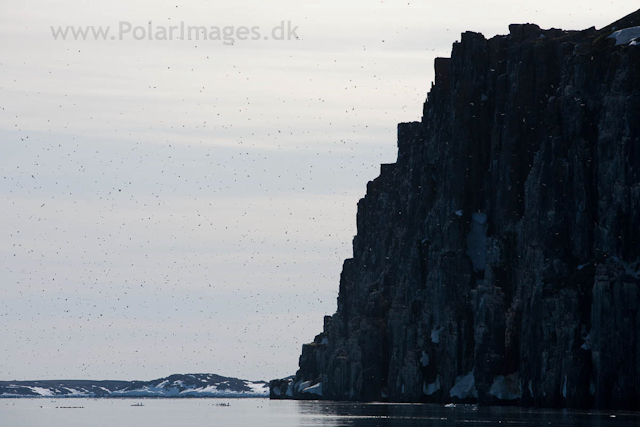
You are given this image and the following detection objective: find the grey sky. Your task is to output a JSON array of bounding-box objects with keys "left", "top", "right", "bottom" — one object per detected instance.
[{"left": 1, "top": 0, "right": 635, "bottom": 381}]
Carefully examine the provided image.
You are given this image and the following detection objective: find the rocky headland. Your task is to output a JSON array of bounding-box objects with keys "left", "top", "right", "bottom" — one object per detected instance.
[{"left": 271, "top": 9, "right": 640, "bottom": 410}]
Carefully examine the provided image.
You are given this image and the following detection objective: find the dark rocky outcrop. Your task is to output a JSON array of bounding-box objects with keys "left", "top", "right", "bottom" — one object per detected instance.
[{"left": 271, "top": 10, "right": 640, "bottom": 409}]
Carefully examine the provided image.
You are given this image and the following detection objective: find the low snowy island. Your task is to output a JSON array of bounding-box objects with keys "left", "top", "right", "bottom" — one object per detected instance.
[{"left": 0, "top": 374, "right": 268, "bottom": 398}]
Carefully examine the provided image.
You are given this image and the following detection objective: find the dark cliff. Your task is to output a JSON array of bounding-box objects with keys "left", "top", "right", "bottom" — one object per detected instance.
[{"left": 271, "top": 10, "right": 640, "bottom": 409}]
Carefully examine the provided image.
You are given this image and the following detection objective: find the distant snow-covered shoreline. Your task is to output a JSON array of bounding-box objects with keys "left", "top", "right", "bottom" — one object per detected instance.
[{"left": 0, "top": 373, "right": 269, "bottom": 398}]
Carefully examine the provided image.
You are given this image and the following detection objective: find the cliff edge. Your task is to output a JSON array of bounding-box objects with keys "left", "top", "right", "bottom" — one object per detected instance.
[{"left": 272, "top": 10, "right": 640, "bottom": 409}]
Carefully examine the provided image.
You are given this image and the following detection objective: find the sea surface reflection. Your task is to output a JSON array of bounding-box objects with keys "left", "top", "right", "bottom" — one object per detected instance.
[
  {"left": 294, "top": 400, "right": 640, "bottom": 427},
  {"left": 2, "top": 398, "right": 640, "bottom": 427}
]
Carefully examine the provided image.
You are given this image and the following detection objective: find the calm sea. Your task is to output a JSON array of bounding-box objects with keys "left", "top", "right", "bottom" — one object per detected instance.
[{"left": 2, "top": 398, "right": 640, "bottom": 426}]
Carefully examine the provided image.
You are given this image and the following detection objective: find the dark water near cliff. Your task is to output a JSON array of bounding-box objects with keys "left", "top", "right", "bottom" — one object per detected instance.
[{"left": 2, "top": 398, "right": 640, "bottom": 426}]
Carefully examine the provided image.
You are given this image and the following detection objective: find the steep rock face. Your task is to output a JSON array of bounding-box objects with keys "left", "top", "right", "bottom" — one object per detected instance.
[{"left": 271, "top": 10, "right": 640, "bottom": 409}]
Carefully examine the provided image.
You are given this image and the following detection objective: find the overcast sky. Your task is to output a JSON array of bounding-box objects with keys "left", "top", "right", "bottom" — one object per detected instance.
[{"left": 1, "top": 0, "right": 636, "bottom": 382}]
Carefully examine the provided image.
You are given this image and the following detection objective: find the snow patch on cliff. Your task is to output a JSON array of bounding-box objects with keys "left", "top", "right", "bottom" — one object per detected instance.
[
  {"left": 420, "top": 351, "right": 430, "bottom": 366},
  {"left": 297, "top": 380, "right": 312, "bottom": 392},
  {"left": 449, "top": 371, "right": 477, "bottom": 400},
  {"left": 423, "top": 376, "right": 441, "bottom": 396},
  {"left": 608, "top": 26, "right": 640, "bottom": 46},
  {"left": 581, "top": 333, "right": 591, "bottom": 350},
  {"left": 301, "top": 382, "right": 322, "bottom": 397},
  {"left": 489, "top": 373, "right": 521, "bottom": 400},
  {"left": 431, "top": 327, "right": 442, "bottom": 344}
]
